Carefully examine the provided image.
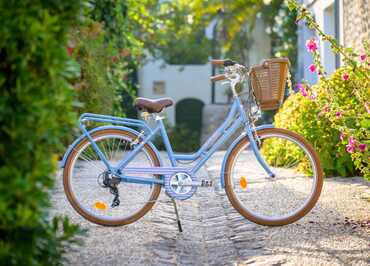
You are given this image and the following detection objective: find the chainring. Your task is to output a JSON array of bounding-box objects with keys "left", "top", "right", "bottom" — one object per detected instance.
[{"left": 164, "top": 172, "right": 197, "bottom": 200}]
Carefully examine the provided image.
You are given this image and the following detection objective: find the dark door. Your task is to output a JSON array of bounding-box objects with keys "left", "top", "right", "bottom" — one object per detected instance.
[
  {"left": 174, "top": 98, "right": 204, "bottom": 150},
  {"left": 175, "top": 98, "right": 204, "bottom": 133}
]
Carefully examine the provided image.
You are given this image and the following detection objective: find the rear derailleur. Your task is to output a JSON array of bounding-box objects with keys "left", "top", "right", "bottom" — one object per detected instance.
[{"left": 97, "top": 171, "right": 121, "bottom": 208}]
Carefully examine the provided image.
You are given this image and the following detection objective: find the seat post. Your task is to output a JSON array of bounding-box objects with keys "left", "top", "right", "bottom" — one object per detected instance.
[{"left": 154, "top": 113, "right": 165, "bottom": 121}]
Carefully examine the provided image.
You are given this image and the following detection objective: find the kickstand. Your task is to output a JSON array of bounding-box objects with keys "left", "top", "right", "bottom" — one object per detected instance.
[{"left": 171, "top": 199, "right": 183, "bottom": 233}]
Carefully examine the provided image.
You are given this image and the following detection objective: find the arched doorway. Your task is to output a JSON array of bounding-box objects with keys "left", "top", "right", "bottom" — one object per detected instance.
[{"left": 175, "top": 98, "right": 205, "bottom": 150}]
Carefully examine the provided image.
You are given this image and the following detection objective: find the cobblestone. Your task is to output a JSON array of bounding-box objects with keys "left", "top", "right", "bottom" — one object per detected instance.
[{"left": 52, "top": 152, "right": 370, "bottom": 265}]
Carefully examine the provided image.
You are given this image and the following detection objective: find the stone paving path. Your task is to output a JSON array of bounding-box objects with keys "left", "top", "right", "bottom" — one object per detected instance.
[{"left": 52, "top": 152, "right": 370, "bottom": 266}]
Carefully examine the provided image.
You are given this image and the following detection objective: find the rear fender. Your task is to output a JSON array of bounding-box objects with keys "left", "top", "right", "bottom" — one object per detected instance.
[{"left": 59, "top": 125, "right": 162, "bottom": 168}]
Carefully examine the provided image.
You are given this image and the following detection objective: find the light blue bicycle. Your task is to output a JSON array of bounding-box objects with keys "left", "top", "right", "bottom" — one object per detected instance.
[{"left": 61, "top": 59, "right": 323, "bottom": 230}]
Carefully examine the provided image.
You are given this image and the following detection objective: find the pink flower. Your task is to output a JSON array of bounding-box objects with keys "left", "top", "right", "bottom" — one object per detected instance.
[
  {"left": 359, "top": 143, "right": 367, "bottom": 152},
  {"left": 346, "top": 144, "right": 355, "bottom": 153},
  {"left": 295, "top": 83, "right": 308, "bottom": 97},
  {"left": 295, "top": 83, "right": 304, "bottom": 91},
  {"left": 323, "top": 105, "right": 330, "bottom": 113},
  {"left": 341, "top": 72, "right": 349, "bottom": 81},
  {"left": 346, "top": 136, "right": 356, "bottom": 153},
  {"left": 306, "top": 38, "right": 318, "bottom": 53},
  {"left": 300, "top": 87, "right": 308, "bottom": 97},
  {"left": 310, "top": 91, "right": 317, "bottom": 100},
  {"left": 339, "top": 132, "right": 345, "bottom": 141},
  {"left": 335, "top": 111, "right": 342, "bottom": 118},
  {"left": 360, "top": 54, "right": 367, "bottom": 62},
  {"left": 348, "top": 136, "right": 356, "bottom": 146},
  {"left": 67, "top": 46, "right": 74, "bottom": 56},
  {"left": 308, "top": 64, "right": 317, "bottom": 73},
  {"left": 365, "top": 102, "right": 370, "bottom": 114}
]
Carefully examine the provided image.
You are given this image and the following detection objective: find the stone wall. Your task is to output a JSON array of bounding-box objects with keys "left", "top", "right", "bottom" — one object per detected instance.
[{"left": 343, "top": 0, "right": 370, "bottom": 52}]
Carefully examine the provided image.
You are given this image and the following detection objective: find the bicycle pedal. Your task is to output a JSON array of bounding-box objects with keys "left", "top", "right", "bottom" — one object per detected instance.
[{"left": 200, "top": 179, "right": 213, "bottom": 187}]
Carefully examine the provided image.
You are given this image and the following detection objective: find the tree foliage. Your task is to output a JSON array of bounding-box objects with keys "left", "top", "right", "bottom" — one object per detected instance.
[
  {"left": 0, "top": 1, "right": 85, "bottom": 265},
  {"left": 69, "top": 20, "right": 121, "bottom": 116},
  {"left": 128, "top": 0, "right": 212, "bottom": 65},
  {"left": 68, "top": 0, "right": 141, "bottom": 117},
  {"left": 191, "top": 0, "right": 297, "bottom": 67}
]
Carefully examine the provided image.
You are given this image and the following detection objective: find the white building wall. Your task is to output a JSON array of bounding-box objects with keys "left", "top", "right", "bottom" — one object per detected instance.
[
  {"left": 249, "top": 17, "right": 272, "bottom": 66},
  {"left": 297, "top": 0, "right": 339, "bottom": 83},
  {"left": 138, "top": 18, "right": 271, "bottom": 126},
  {"left": 138, "top": 60, "right": 216, "bottom": 125}
]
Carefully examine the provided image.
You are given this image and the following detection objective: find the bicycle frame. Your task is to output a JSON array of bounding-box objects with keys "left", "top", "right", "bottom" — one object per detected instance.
[{"left": 63, "top": 96, "right": 275, "bottom": 187}]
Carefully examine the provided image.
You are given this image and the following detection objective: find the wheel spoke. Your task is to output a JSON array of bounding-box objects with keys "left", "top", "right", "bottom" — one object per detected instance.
[
  {"left": 64, "top": 130, "right": 161, "bottom": 226},
  {"left": 74, "top": 149, "right": 106, "bottom": 173},
  {"left": 176, "top": 186, "right": 182, "bottom": 194},
  {"left": 226, "top": 130, "right": 322, "bottom": 226}
]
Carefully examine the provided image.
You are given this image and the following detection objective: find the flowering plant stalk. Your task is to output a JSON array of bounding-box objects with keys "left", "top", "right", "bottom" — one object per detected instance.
[{"left": 285, "top": 0, "right": 370, "bottom": 179}]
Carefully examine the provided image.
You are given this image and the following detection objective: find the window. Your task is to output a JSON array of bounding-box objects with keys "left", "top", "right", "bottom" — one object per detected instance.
[{"left": 153, "top": 81, "right": 165, "bottom": 95}]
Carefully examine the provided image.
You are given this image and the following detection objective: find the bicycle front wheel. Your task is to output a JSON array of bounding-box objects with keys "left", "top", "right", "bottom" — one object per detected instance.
[
  {"left": 224, "top": 128, "right": 323, "bottom": 226},
  {"left": 63, "top": 128, "right": 161, "bottom": 226}
]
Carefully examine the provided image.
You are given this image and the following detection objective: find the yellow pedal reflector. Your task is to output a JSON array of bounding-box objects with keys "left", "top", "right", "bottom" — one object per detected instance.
[
  {"left": 94, "top": 201, "right": 107, "bottom": 211},
  {"left": 239, "top": 176, "right": 247, "bottom": 190}
]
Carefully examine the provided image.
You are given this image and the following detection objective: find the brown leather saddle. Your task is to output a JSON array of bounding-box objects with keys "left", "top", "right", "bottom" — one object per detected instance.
[{"left": 134, "top": 97, "right": 174, "bottom": 113}]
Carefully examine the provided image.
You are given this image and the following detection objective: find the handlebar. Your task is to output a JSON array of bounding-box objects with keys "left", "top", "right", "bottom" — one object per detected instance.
[
  {"left": 210, "top": 74, "right": 226, "bottom": 82},
  {"left": 210, "top": 59, "right": 247, "bottom": 82},
  {"left": 211, "top": 59, "right": 225, "bottom": 66},
  {"left": 211, "top": 59, "right": 237, "bottom": 67}
]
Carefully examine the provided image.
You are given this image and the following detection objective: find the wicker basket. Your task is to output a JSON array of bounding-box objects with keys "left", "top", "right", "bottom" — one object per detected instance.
[{"left": 249, "top": 58, "right": 290, "bottom": 110}]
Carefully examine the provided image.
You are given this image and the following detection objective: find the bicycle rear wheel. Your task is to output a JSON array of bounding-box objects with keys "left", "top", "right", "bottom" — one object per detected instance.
[
  {"left": 224, "top": 128, "right": 323, "bottom": 226},
  {"left": 63, "top": 128, "right": 161, "bottom": 226}
]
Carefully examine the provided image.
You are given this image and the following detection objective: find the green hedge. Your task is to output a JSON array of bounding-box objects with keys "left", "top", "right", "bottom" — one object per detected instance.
[
  {"left": 71, "top": 21, "right": 118, "bottom": 116},
  {"left": 154, "top": 123, "right": 201, "bottom": 153},
  {"left": 0, "top": 1, "right": 83, "bottom": 265}
]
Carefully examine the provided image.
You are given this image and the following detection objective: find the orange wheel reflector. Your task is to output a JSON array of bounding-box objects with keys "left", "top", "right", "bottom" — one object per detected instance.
[
  {"left": 94, "top": 201, "right": 107, "bottom": 210},
  {"left": 239, "top": 176, "right": 247, "bottom": 189}
]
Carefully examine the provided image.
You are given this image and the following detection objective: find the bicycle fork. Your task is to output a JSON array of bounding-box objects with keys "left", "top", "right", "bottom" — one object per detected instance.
[{"left": 245, "top": 127, "right": 276, "bottom": 178}]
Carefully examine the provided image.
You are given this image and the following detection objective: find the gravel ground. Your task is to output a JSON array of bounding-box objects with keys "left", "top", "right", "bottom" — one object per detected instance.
[{"left": 52, "top": 151, "right": 370, "bottom": 266}]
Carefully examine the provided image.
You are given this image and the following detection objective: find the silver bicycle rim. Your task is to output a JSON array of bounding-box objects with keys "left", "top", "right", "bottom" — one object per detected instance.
[
  {"left": 67, "top": 133, "right": 156, "bottom": 221},
  {"left": 229, "top": 132, "right": 318, "bottom": 221}
]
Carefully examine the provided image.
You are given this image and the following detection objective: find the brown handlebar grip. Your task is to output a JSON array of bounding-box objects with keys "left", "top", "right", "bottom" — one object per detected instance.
[
  {"left": 211, "top": 59, "right": 225, "bottom": 66},
  {"left": 210, "top": 74, "right": 226, "bottom": 82}
]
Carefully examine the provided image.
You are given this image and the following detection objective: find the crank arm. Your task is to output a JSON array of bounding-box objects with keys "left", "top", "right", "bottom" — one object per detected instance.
[{"left": 175, "top": 180, "right": 213, "bottom": 187}]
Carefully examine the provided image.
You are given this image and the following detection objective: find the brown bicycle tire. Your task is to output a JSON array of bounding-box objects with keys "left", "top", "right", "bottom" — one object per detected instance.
[
  {"left": 63, "top": 128, "right": 161, "bottom": 226},
  {"left": 224, "top": 128, "right": 323, "bottom": 226}
]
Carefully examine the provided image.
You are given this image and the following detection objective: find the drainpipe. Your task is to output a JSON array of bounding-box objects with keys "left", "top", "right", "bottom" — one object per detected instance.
[
  {"left": 334, "top": 0, "right": 341, "bottom": 68},
  {"left": 211, "top": 21, "right": 218, "bottom": 104}
]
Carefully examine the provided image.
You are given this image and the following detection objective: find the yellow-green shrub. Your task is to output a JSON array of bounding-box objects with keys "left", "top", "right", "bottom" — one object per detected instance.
[
  {"left": 264, "top": 67, "right": 369, "bottom": 178},
  {"left": 286, "top": 0, "right": 369, "bottom": 180}
]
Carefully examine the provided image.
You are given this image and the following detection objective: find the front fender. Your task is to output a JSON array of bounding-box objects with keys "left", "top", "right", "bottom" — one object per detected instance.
[
  {"left": 59, "top": 125, "right": 162, "bottom": 168},
  {"left": 219, "top": 124, "right": 274, "bottom": 188}
]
